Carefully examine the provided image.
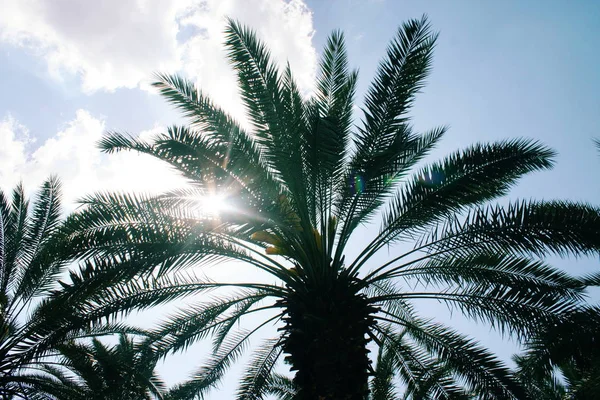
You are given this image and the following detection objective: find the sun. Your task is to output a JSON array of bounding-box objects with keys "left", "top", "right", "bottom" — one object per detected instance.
[{"left": 196, "top": 194, "right": 228, "bottom": 217}]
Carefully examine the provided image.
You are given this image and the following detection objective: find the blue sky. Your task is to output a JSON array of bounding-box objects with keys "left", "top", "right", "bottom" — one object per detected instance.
[{"left": 1, "top": 0, "right": 599, "bottom": 397}]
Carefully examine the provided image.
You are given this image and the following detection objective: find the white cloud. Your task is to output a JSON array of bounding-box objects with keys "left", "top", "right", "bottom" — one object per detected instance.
[
  {"left": 0, "top": 115, "right": 34, "bottom": 190},
  {"left": 179, "top": 0, "right": 317, "bottom": 124},
  {"left": 0, "top": 0, "right": 317, "bottom": 99},
  {"left": 0, "top": 0, "right": 186, "bottom": 92},
  {"left": 0, "top": 110, "right": 185, "bottom": 209}
]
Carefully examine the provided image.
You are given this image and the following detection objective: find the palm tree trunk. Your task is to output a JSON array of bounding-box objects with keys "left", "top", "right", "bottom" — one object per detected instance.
[{"left": 280, "top": 277, "right": 377, "bottom": 400}]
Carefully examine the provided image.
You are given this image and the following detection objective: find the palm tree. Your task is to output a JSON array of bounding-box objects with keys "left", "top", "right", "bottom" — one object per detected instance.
[
  {"left": 14, "top": 332, "right": 225, "bottom": 400},
  {"left": 0, "top": 177, "right": 97, "bottom": 398},
  {"left": 75, "top": 16, "right": 600, "bottom": 399},
  {"left": 17, "top": 334, "right": 167, "bottom": 400},
  {"left": 0, "top": 178, "right": 230, "bottom": 399},
  {"left": 514, "top": 305, "right": 600, "bottom": 400}
]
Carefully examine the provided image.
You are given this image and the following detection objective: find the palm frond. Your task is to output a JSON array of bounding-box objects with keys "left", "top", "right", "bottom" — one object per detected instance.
[
  {"left": 175, "top": 329, "right": 257, "bottom": 398},
  {"left": 374, "top": 327, "right": 470, "bottom": 400},
  {"left": 371, "top": 328, "right": 401, "bottom": 400},
  {"left": 264, "top": 373, "right": 296, "bottom": 400},
  {"left": 150, "top": 72, "right": 284, "bottom": 206},
  {"left": 212, "top": 291, "right": 273, "bottom": 352},
  {"left": 336, "top": 126, "right": 446, "bottom": 263},
  {"left": 149, "top": 290, "right": 274, "bottom": 357},
  {"left": 0, "top": 189, "right": 10, "bottom": 291},
  {"left": 375, "top": 252, "right": 584, "bottom": 296},
  {"left": 306, "top": 30, "right": 357, "bottom": 225},
  {"left": 236, "top": 338, "right": 283, "bottom": 399},
  {"left": 225, "top": 19, "right": 312, "bottom": 230},
  {"left": 1, "top": 372, "right": 83, "bottom": 400},
  {"left": 2, "top": 183, "right": 29, "bottom": 298},
  {"left": 13, "top": 177, "right": 64, "bottom": 303},
  {"left": 369, "top": 252, "right": 585, "bottom": 336},
  {"left": 515, "top": 305, "right": 600, "bottom": 398},
  {"left": 62, "top": 191, "right": 296, "bottom": 282},
  {"left": 334, "top": 15, "right": 439, "bottom": 253},
  {"left": 367, "top": 139, "right": 555, "bottom": 258},
  {"left": 18, "top": 272, "right": 242, "bottom": 364},
  {"left": 103, "top": 126, "right": 283, "bottom": 229},
  {"left": 356, "top": 15, "right": 436, "bottom": 158},
  {"left": 400, "top": 318, "right": 525, "bottom": 399},
  {"left": 416, "top": 200, "right": 600, "bottom": 258}
]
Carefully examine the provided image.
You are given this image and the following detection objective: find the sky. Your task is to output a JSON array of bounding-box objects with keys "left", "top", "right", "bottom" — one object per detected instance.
[{"left": 1, "top": 0, "right": 599, "bottom": 398}]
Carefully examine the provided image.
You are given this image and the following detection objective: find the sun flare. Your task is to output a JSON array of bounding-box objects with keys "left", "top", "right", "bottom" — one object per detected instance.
[{"left": 196, "top": 194, "right": 228, "bottom": 217}]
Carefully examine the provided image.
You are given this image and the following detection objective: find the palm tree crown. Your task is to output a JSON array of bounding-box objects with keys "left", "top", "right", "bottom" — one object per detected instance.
[
  {"left": 513, "top": 142, "right": 600, "bottom": 400},
  {"left": 69, "top": 16, "right": 600, "bottom": 400},
  {"left": 0, "top": 179, "right": 232, "bottom": 399},
  {"left": 0, "top": 178, "right": 160, "bottom": 398},
  {"left": 25, "top": 334, "right": 168, "bottom": 400},
  {"left": 0, "top": 177, "right": 74, "bottom": 397},
  {"left": 514, "top": 305, "right": 600, "bottom": 400}
]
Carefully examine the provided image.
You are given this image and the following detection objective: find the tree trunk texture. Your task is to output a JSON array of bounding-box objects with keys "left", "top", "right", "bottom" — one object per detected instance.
[{"left": 279, "top": 276, "right": 378, "bottom": 400}]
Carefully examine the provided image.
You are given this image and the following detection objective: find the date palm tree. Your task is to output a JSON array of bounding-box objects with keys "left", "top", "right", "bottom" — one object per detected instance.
[
  {"left": 514, "top": 305, "right": 600, "bottom": 400},
  {"left": 14, "top": 334, "right": 166, "bottom": 400},
  {"left": 0, "top": 178, "right": 228, "bottom": 399},
  {"left": 11, "top": 332, "right": 225, "bottom": 400},
  {"left": 75, "top": 17, "right": 600, "bottom": 399},
  {"left": 15, "top": 334, "right": 223, "bottom": 400},
  {"left": 0, "top": 177, "right": 98, "bottom": 398}
]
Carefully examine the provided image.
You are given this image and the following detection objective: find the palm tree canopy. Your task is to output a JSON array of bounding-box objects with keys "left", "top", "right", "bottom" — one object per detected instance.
[
  {"left": 0, "top": 179, "right": 241, "bottom": 399},
  {"left": 11, "top": 332, "right": 228, "bottom": 400},
  {"left": 514, "top": 305, "right": 600, "bottom": 400},
  {"left": 0, "top": 177, "right": 78, "bottom": 396},
  {"left": 20, "top": 334, "right": 166, "bottom": 400},
  {"left": 514, "top": 142, "right": 600, "bottom": 400},
  {"left": 60, "top": 16, "right": 600, "bottom": 399}
]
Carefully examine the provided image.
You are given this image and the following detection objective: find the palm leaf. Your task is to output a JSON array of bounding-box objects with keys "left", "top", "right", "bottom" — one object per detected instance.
[
  {"left": 225, "top": 19, "right": 308, "bottom": 216},
  {"left": 236, "top": 338, "right": 283, "bottom": 399},
  {"left": 400, "top": 319, "right": 525, "bottom": 399},
  {"left": 416, "top": 200, "right": 600, "bottom": 258}
]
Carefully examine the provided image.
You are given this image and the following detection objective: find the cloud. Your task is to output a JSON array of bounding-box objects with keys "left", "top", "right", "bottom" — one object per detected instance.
[
  {"left": 0, "top": 110, "right": 185, "bottom": 209},
  {"left": 0, "top": 115, "right": 34, "bottom": 190},
  {"left": 0, "top": 0, "right": 186, "bottom": 92},
  {"left": 178, "top": 0, "right": 317, "bottom": 124},
  {"left": 0, "top": 0, "right": 317, "bottom": 98}
]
